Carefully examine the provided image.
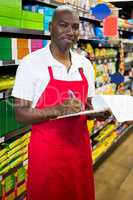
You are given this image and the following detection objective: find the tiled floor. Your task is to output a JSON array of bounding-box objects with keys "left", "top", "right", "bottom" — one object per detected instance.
[{"left": 94, "top": 131, "right": 133, "bottom": 200}]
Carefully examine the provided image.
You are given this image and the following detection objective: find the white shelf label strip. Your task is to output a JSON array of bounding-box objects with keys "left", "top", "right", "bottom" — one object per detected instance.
[{"left": 0, "top": 137, "right": 4, "bottom": 143}]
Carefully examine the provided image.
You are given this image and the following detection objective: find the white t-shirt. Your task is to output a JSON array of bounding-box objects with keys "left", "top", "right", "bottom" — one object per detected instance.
[{"left": 12, "top": 44, "right": 95, "bottom": 108}]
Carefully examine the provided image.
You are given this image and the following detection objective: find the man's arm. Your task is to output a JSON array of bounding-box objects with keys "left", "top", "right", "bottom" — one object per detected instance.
[{"left": 15, "top": 97, "right": 82, "bottom": 125}]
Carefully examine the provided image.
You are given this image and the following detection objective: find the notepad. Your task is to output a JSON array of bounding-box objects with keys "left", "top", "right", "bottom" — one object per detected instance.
[
  {"left": 55, "top": 95, "right": 133, "bottom": 122},
  {"left": 92, "top": 95, "right": 133, "bottom": 122},
  {"left": 56, "top": 108, "right": 108, "bottom": 119}
]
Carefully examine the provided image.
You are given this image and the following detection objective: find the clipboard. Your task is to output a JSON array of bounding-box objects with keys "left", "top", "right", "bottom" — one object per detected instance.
[{"left": 55, "top": 108, "right": 109, "bottom": 120}]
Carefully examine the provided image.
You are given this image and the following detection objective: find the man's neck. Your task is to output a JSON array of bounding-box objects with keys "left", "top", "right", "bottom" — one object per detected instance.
[{"left": 50, "top": 43, "right": 72, "bottom": 69}]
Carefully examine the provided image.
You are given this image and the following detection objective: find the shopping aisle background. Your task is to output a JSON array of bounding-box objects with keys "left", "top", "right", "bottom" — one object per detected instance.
[{"left": 94, "top": 129, "right": 133, "bottom": 200}]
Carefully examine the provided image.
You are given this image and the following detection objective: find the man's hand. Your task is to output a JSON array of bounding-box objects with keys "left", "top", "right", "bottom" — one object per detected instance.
[
  {"left": 86, "top": 110, "right": 111, "bottom": 121},
  {"left": 56, "top": 98, "right": 82, "bottom": 116}
]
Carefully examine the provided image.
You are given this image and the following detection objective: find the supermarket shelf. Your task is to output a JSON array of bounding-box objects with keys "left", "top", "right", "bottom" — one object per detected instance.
[
  {"left": 124, "top": 48, "right": 133, "bottom": 53},
  {"left": 93, "top": 57, "right": 118, "bottom": 64},
  {"left": 23, "top": 0, "right": 101, "bottom": 25},
  {"left": 80, "top": 16, "right": 101, "bottom": 25},
  {"left": 0, "top": 26, "right": 49, "bottom": 39},
  {"left": 0, "top": 126, "right": 31, "bottom": 144},
  {"left": 93, "top": 123, "right": 124, "bottom": 149},
  {"left": 23, "top": 0, "right": 63, "bottom": 8},
  {"left": 78, "top": 38, "right": 120, "bottom": 48},
  {"left": 125, "top": 57, "right": 133, "bottom": 63},
  {"left": 95, "top": 83, "right": 114, "bottom": 91},
  {"left": 119, "top": 27, "right": 133, "bottom": 33},
  {"left": 0, "top": 89, "right": 12, "bottom": 99},
  {"left": 91, "top": 116, "right": 114, "bottom": 137},
  {"left": 0, "top": 160, "right": 28, "bottom": 180},
  {"left": 0, "top": 60, "right": 19, "bottom": 67},
  {"left": 93, "top": 124, "right": 133, "bottom": 170},
  {"left": 122, "top": 39, "right": 133, "bottom": 44}
]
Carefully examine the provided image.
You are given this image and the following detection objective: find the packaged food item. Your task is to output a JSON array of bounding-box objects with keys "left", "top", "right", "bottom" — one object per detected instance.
[
  {"left": 16, "top": 182, "right": 26, "bottom": 197},
  {"left": 4, "top": 173, "right": 15, "bottom": 194},
  {"left": 17, "top": 167, "right": 26, "bottom": 184},
  {"left": 94, "top": 124, "right": 116, "bottom": 142}
]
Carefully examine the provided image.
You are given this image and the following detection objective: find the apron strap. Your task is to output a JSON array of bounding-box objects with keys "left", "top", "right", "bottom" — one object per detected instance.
[
  {"left": 48, "top": 66, "right": 54, "bottom": 80},
  {"left": 79, "top": 68, "right": 86, "bottom": 81},
  {"left": 48, "top": 66, "right": 87, "bottom": 82}
]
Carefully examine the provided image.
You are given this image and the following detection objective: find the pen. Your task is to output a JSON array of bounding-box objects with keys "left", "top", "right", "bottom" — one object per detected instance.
[
  {"left": 67, "top": 89, "right": 76, "bottom": 98},
  {"left": 67, "top": 89, "right": 83, "bottom": 111}
]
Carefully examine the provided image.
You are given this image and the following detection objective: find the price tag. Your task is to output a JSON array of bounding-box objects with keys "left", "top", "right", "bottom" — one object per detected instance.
[
  {"left": 0, "top": 92, "right": 3, "bottom": 99},
  {"left": 98, "top": 59, "right": 102, "bottom": 64},
  {"left": 104, "top": 59, "right": 107, "bottom": 63},
  {"left": 23, "top": 160, "right": 28, "bottom": 166},
  {"left": 3, "top": 60, "right": 15, "bottom": 66},
  {"left": 0, "top": 137, "right": 4, "bottom": 143}
]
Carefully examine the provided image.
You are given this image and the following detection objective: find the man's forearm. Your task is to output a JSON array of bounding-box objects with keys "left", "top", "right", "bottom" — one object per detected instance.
[{"left": 15, "top": 106, "right": 60, "bottom": 125}]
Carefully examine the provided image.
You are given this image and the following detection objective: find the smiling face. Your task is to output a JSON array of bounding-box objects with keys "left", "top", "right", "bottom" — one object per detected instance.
[{"left": 50, "top": 10, "right": 80, "bottom": 51}]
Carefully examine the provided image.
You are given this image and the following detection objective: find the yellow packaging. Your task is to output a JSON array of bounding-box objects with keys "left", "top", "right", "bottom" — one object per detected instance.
[
  {"left": 0, "top": 165, "right": 10, "bottom": 175},
  {"left": 0, "top": 154, "right": 8, "bottom": 163},
  {"left": 8, "top": 137, "right": 22, "bottom": 149},
  {"left": 87, "top": 120, "right": 94, "bottom": 133},
  {"left": 94, "top": 124, "right": 116, "bottom": 141},
  {"left": 22, "top": 153, "right": 28, "bottom": 161},
  {"left": 0, "top": 158, "right": 9, "bottom": 169},
  {"left": 9, "top": 157, "right": 23, "bottom": 169},
  {"left": 21, "top": 131, "right": 31, "bottom": 141},
  {"left": 8, "top": 143, "right": 24, "bottom": 157},
  {"left": 5, "top": 192, "right": 15, "bottom": 200},
  {"left": 8, "top": 151, "right": 22, "bottom": 163},
  {"left": 17, "top": 182, "right": 26, "bottom": 197},
  {"left": 0, "top": 148, "right": 8, "bottom": 158},
  {"left": 22, "top": 146, "right": 28, "bottom": 155}
]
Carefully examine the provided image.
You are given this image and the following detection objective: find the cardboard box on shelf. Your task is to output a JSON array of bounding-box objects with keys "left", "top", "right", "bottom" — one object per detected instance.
[
  {"left": 0, "top": 6, "right": 22, "bottom": 19},
  {"left": 0, "top": 17, "right": 21, "bottom": 28},
  {"left": 0, "top": 0, "right": 22, "bottom": 10},
  {"left": 22, "top": 11, "right": 43, "bottom": 22},
  {"left": 21, "top": 19, "right": 44, "bottom": 31}
]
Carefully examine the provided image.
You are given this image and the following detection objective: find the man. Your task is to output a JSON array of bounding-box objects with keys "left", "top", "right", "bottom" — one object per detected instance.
[{"left": 12, "top": 5, "right": 98, "bottom": 200}]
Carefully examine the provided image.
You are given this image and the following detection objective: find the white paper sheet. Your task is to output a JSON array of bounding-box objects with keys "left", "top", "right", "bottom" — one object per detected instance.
[
  {"left": 56, "top": 108, "right": 108, "bottom": 119},
  {"left": 92, "top": 95, "right": 133, "bottom": 122}
]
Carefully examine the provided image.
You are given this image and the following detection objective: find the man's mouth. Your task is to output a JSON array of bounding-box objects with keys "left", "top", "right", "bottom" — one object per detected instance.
[{"left": 63, "top": 37, "right": 74, "bottom": 42}]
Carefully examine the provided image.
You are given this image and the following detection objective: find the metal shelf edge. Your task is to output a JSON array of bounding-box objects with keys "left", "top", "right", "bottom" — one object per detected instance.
[{"left": 0, "top": 126, "right": 31, "bottom": 144}]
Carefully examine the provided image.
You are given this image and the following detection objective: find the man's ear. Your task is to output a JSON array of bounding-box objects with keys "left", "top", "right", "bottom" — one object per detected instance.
[{"left": 49, "top": 22, "right": 52, "bottom": 33}]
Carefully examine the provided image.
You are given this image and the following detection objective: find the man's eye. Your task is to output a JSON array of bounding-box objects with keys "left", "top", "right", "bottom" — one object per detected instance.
[
  {"left": 73, "top": 25, "right": 79, "bottom": 30},
  {"left": 60, "top": 23, "right": 68, "bottom": 27}
]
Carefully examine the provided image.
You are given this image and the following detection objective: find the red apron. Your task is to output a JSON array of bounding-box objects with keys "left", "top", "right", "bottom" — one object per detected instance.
[{"left": 27, "top": 66, "right": 95, "bottom": 200}]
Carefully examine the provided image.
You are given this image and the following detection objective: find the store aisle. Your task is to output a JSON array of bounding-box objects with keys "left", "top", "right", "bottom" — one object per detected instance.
[{"left": 94, "top": 130, "right": 133, "bottom": 200}]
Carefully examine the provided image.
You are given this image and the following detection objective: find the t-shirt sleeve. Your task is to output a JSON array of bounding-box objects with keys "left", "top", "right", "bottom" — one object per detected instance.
[
  {"left": 12, "top": 58, "right": 34, "bottom": 101},
  {"left": 83, "top": 59, "right": 95, "bottom": 97}
]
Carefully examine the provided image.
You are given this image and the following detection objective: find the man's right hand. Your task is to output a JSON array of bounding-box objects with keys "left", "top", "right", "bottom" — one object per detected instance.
[{"left": 55, "top": 98, "right": 82, "bottom": 116}]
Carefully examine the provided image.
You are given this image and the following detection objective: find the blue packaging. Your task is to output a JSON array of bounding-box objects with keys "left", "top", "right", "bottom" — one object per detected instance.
[
  {"left": 43, "top": 40, "right": 48, "bottom": 47},
  {"left": 94, "top": 27, "right": 104, "bottom": 38}
]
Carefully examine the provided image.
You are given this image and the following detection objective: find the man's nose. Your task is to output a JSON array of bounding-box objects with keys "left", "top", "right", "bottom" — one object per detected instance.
[{"left": 67, "top": 25, "right": 74, "bottom": 35}]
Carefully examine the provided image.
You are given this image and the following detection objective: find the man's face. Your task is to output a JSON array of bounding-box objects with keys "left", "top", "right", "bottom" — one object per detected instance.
[{"left": 50, "top": 11, "right": 80, "bottom": 50}]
